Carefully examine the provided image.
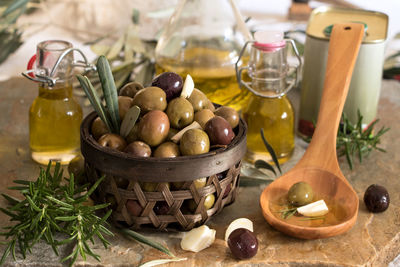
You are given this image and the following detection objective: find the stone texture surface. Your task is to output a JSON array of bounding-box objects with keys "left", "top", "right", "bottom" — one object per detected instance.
[{"left": 0, "top": 78, "right": 399, "bottom": 266}]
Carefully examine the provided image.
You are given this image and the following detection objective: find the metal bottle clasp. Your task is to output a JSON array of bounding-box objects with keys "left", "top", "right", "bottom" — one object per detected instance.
[{"left": 22, "top": 48, "right": 96, "bottom": 87}]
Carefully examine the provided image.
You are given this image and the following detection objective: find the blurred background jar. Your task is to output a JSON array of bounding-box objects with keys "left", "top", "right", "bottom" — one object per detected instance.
[
  {"left": 155, "top": 0, "right": 252, "bottom": 111},
  {"left": 24, "top": 40, "right": 84, "bottom": 165}
]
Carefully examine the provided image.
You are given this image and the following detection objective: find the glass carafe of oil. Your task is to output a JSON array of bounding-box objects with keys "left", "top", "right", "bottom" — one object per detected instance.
[
  {"left": 236, "top": 31, "right": 301, "bottom": 164},
  {"left": 155, "top": 0, "right": 253, "bottom": 111},
  {"left": 23, "top": 40, "right": 94, "bottom": 165}
]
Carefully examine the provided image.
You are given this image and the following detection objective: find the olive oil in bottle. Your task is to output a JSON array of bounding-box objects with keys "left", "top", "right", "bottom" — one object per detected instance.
[
  {"left": 23, "top": 40, "right": 89, "bottom": 165},
  {"left": 156, "top": 47, "right": 251, "bottom": 111},
  {"left": 243, "top": 95, "right": 294, "bottom": 164},
  {"left": 29, "top": 82, "right": 82, "bottom": 165},
  {"left": 236, "top": 31, "right": 301, "bottom": 164}
]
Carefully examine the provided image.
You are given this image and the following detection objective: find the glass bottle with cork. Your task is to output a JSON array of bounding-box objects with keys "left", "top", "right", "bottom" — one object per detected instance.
[
  {"left": 236, "top": 31, "right": 301, "bottom": 164},
  {"left": 155, "top": 0, "right": 252, "bottom": 111},
  {"left": 23, "top": 40, "right": 95, "bottom": 165}
]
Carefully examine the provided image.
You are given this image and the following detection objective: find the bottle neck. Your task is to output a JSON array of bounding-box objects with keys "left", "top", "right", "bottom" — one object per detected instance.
[{"left": 38, "top": 79, "right": 73, "bottom": 99}]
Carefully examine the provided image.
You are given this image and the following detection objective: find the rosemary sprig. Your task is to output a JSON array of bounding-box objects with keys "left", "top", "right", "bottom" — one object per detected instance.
[
  {"left": 0, "top": 162, "right": 113, "bottom": 267},
  {"left": 276, "top": 207, "right": 297, "bottom": 219},
  {"left": 336, "top": 111, "right": 389, "bottom": 169},
  {"left": 305, "top": 111, "right": 389, "bottom": 170},
  {"left": 276, "top": 207, "right": 326, "bottom": 221}
]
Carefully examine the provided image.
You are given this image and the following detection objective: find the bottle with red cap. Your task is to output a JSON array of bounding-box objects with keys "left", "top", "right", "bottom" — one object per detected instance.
[
  {"left": 23, "top": 40, "right": 94, "bottom": 165},
  {"left": 236, "top": 31, "right": 301, "bottom": 164}
]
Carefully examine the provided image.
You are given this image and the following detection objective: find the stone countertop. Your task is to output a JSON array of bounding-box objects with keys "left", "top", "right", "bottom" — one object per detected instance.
[{"left": 0, "top": 77, "right": 399, "bottom": 266}]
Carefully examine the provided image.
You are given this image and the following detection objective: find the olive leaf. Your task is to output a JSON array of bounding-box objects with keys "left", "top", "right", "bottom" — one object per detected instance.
[
  {"left": 120, "top": 105, "right": 140, "bottom": 138},
  {"left": 76, "top": 74, "right": 113, "bottom": 132},
  {"left": 107, "top": 34, "right": 125, "bottom": 60},
  {"left": 254, "top": 160, "right": 276, "bottom": 176},
  {"left": 119, "top": 228, "right": 175, "bottom": 257},
  {"left": 1, "top": 0, "right": 28, "bottom": 18},
  {"left": 96, "top": 55, "right": 120, "bottom": 133},
  {"left": 260, "top": 128, "right": 282, "bottom": 174}
]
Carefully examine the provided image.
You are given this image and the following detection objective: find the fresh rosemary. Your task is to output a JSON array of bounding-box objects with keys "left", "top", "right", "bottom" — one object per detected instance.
[
  {"left": 277, "top": 207, "right": 297, "bottom": 219},
  {"left": 0, "top": 162, "right": 113, "bottom": 267},
  {"left": 336, "top": 111, "right": 389, "bottom": 170},
  {"left": 276, "top": 207, "right": 326, "bottom": 221},
  {"left": 305, "top": 111, "right": 389, "bottom": 170}
]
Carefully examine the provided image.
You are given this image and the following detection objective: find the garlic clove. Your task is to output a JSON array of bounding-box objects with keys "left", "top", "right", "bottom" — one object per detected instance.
[
  {"left": 225, "top": 218, "right": 254, "bottom": 242},
  {"left": 180, "top": 74, "right": 194, "bottom": 98},
  {"left": 297, "top": 199, "right": 329, "bottom": 217},
  {"left": 170, "top": 121, "right": 202, "bottom": 143},
  {"left": 180, "top": 225, "right": 216, "bottom": 252}
]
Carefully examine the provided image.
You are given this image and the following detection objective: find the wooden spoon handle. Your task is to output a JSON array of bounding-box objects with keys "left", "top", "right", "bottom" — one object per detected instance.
[{"left": 299, "top": 23, "right": 364, "bottom": 176}]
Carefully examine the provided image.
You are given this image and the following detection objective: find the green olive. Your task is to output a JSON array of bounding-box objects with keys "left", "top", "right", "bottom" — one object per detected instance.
[
  {"left": 91, "top": 117, "right": 109, "bottom": 140},
  {"left": 140, "top": 182, "right": 170, "bottom": 192},
  {"left": 119, "top": 82, "right": 144, "bottom": 98},
  {"left": 188, "top": 88, "right": 209, "bottom": 112},
  {"left": 171, "top": 182, "right": 185, "bottom": 190},
  {"left": 204, "top": 194, "right": 215, "bottom": 210},
  {"left": 68, "top": 154, "right": 86, "bottom": 185},
  {"left": 194, "top": 109, "right": 215, "bottom": 129},
  {"left": 193, "top": 177, "right": 207, "bottom": 189},
  {"left": 126, "top": 124, "right": 139, "bottom": 144},
  {"left": 98, "top": 133, "right": 127, "bottom": 151},
  {"left": 187, "top": 194, "right": 215, "bottom": 212},
  {"left": 287, "top": 182, "right": 314, "bottom": 207},
  {"left": 179, "top": 129, "right": 210, "bottom": 156},
  {"left": 166, "top": 97, "right": 194, "bottom": 129},
  {"left": 206, "top": 100, "right": 216, "bottom": 112},
  {"left": 118, "top": 96, "right": 133, "bottom": 121},
  {"left": 132, "top": 86, "right": 167, "bottom": 113},
  {"left": 215, "top": 106, "right": 239, "bottom": 128},
  {"left": 153, "top": 142, "right": 180, "bottom": 158},
  {"left": 167, "top": 128, "right": 179, "bottom": 140}
]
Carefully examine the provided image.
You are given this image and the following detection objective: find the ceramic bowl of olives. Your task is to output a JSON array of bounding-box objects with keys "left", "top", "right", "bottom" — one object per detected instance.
[{"left": 80, "top": 72, "right": 247, "bottom": 231}]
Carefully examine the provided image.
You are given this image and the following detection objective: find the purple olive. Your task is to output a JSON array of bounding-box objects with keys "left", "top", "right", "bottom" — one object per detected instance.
[
  {"left": 364, "top": 184, "right": 390, "bottom": 212},
  {"left": 154, "top": 201, "right": 170, "bottom": 215},
  {"left": 126, "top": 200, "right": 143, "bottom": 216},
  {"left": 204, "top": 116, "right": 235, "bottom": 146},
  {"left": 151, "top": 72, "right": 183, "bottom": 101},
  {"left": 227, "top": 228, "right": 258, "bottom": 260},
  {"left": 124, "top": 141, "right": 152, "bottom": 157}
]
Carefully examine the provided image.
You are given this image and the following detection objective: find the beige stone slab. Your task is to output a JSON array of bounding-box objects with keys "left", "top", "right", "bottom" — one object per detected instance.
[{"left": 0, "top": 78, "right": 399, "bottom": 266}]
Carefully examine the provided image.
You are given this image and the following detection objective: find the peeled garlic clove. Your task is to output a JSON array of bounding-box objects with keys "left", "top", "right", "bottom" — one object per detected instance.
[
  {"left": 180, "top": 74, "right": 194, "bottom": 98},
  {"left": 170, "top": 121, "right": 202, "bottom": 143},
  {"left": 225, "top": 218, "right": 254, "bottom": 242},
  {"left": 297, "top": 199, "right": 329, "bottom": 217},
  {"left": 180, "top": 225, "right": 216, "bottom": 252}
]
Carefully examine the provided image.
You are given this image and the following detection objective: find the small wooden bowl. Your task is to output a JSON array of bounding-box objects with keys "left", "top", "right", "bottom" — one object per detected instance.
[{"left": 81, "top": 111, "right": 247, "bottom": 230}]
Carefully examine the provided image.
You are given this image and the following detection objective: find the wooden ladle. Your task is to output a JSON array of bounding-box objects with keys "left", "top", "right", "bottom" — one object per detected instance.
[{"left": 259, "top": 23, "right": 364, "bottom": 239}]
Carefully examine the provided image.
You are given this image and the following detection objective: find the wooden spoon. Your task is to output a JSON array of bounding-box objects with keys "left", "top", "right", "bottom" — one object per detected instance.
[{"left": 259, "top": 23, "right": 364, "bottom": 239}]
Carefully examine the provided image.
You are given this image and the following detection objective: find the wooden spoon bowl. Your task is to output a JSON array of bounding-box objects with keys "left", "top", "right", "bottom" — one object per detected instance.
[{"left": 260, "top": 23, "right": 364, "bottom": 239}]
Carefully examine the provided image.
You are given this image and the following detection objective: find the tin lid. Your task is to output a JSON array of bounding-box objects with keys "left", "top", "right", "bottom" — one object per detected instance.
[{"left": 306, "top": 6, "right": 388, "bottom": 43}]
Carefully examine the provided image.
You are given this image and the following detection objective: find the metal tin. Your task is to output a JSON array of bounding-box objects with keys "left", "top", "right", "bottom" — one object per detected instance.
[{"left": 299, "top": 6, "right": 388, "bottom": 137}]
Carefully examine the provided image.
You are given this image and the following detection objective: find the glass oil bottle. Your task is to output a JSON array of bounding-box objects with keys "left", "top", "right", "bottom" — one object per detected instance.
[
  {"left": 155, "top": 0, "right": 253, "bottom": 111},
  {"left": 23, "top": 40, "right": 94, "bottom": 165},
  {"left": 236, "top": 31, "right": 301, "bottom": 164}
]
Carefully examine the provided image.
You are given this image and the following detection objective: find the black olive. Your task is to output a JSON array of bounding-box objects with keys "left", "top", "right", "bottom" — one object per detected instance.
[
  {"left": 154, "top": 201, "right": 170, "bottom": 215},
  {"left": 364, "top": 184, "right": 390, "bottom": 213},
  {"left": 227, "top": 228, "right": 258, "bottom": 259}
]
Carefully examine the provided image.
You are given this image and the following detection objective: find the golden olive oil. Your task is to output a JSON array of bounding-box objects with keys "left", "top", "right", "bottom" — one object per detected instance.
[
  {"left": 270, "top": 194, "right": 348, "bottom": 227},
  {"left": 29, "top": 82, "right": 82, "bottom": 165},
  {"left": 243, "top": 94, "right": 294, "bottom": 164},
  {"left": 156, "top": 47, "right": 250, "bottom": 111}
]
